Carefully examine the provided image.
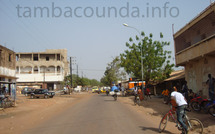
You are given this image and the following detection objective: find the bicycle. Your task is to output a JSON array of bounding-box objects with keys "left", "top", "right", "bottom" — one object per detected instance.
[
  {"left": 134, "top": 94, "right": 140, "bottom": 106},
  {"left": 159, "top": 106, "right": 204, "bottom": 134}
]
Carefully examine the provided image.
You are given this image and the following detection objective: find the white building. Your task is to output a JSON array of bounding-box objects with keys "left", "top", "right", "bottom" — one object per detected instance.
[{"left": 16, "top": 49, "right": 69, "bottom": 90}]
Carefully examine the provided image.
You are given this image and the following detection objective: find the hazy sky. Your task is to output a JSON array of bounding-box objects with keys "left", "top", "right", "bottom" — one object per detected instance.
[{"left": 0, "top": 0, "right": 213, "bottom": 80}]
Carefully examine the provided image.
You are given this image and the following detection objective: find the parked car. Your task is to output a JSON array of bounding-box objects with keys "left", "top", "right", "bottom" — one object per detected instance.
[
  {"left": 92, "top": 86, "right": 99, "bottom": 93},
  {"left": 21, "top": 87, "right": 35, "bottom": 96},
  {"left": 30, "top": 89, "right": 55, "bottom": 99}
]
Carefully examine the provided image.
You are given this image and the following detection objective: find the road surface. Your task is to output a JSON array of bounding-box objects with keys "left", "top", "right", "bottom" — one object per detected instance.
[{"left": 24, "top": 94, "right": 159, "bottom": 134}]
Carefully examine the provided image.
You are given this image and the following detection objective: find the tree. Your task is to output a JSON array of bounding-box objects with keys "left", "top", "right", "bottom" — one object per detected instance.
[
  {"left": 120, "top": 32, "right": 174, "bottom": 85},
  {"left": 62, "top": 74, "right": 101, "bottom": 88},
  {"left": 101, "top": 56, "right": 127, "bottom": 86}
]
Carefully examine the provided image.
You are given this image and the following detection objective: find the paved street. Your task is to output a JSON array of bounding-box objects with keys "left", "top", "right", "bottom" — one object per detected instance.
[{"left": 23, "top": 94, "right": 158, "bottom": 134}]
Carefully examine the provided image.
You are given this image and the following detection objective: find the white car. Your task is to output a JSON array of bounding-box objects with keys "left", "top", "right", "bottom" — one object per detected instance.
[{"left": 74, "top": 86, "right": 81, "bottom": 92}]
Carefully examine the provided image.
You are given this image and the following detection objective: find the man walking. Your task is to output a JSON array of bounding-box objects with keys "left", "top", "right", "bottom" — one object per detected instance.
[{"left": 206, "top": 74, "right": 215, "bottom": 101}]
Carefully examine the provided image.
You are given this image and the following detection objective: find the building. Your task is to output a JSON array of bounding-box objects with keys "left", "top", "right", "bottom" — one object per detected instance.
[
  {"left": 0, "top": 45, "right": 17, "bottom": 97},
  {"left": 16, "top": 49, "right": 69, "bottom": 90},
  {"left": 174, "top": 3, "right": 215, "bottom": 97}
]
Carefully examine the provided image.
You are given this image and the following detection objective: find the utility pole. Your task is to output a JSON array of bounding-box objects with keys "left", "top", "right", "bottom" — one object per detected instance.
[
  {"left": 70, "top": 57, "right": 72, "bottom": 95},
  {"left": 77, "top": 64, "right": 79, "bottom": 78}
]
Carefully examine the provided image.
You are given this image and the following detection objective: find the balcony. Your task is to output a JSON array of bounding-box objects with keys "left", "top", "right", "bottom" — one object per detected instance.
[{"left": 175, "top": 34, "right": 215, "bottom": 66}]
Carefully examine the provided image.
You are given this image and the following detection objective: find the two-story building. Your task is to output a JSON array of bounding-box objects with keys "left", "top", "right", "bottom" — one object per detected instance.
[
  {"left": 0, "top": 45, "right": 16, "bottom": 97},
  {"left": 16, "top": 49, "right": 69, "bottom": 90},
  {"left": 174, "top": 2, "right": 215, "bottom": 97}
]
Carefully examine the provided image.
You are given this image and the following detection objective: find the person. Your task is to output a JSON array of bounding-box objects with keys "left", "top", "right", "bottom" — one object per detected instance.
[
  {"left": 134, "top": 86, "right": 138, "bottom": 101},
  {"left": 162, "top": 89, "right": 170, "bottom": 104},
  {"left": 145, "top": 87, "right": 151, "bottom": 99},
  {"left": 173, "top": 86, "right": 178, "bottom": 92},
  {"left": 111, "top": 84, "right": 118, "bottom": 92},
  {"left": 2, "top": 86, "right": 6, "bottom": 95},
  {"left": 137, "top": 87, "right": 144, "bottom": 101},
  {"left": 121, "top": 86, "right": 125, "bottom": 97},
  {"left": 206, "top": 74, "right": 215, "bottom": 101},
  {"left": 171, "top": 91, "right": 188, "bottom": 134},
  {"left": 188, "top": 89, "right": 195, "bottom": 103},
  {"left": 182, "top": 81, "right": 189, "bottom": 102}
]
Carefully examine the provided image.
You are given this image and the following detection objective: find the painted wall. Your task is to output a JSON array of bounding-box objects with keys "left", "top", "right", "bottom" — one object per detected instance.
[
  {"left": 16, "top": 73, "right": 64, "bottom": 82},
  {"left": 185, "top": 56, "right": 215, "bottom": 98}
]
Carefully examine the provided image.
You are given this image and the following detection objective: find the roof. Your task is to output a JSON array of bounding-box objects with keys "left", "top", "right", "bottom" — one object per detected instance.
[
  {"left": 174, "top": 2, "right": 215, "bottom": 38},
  {"left": 164, "top": 70, "right": 185, "bottom": 82}
]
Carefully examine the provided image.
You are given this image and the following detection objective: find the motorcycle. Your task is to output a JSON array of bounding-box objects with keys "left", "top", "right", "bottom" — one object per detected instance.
[
  {"left": 190, "top": 95, "right": 209, "bottom": 112},
  {"left": 113, "top": 90, "right": 119, "bottom": 101}
]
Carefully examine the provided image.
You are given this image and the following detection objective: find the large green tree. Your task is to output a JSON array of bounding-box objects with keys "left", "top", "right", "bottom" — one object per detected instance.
[
  {"left": 101, "top": 56, "right": 126, "bottom": 86},
  {"left": 120, "top": 32, "right": 174, "bottom": 85}
]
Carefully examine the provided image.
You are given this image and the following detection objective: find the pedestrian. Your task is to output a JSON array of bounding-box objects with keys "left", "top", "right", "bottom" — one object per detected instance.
[
  {"left": 137, "top": 88, "right": 144, "bottom": 101},
  {"left": 133, "top": 86, "right": 138, "bottom": 101},
  {"left": 121, "top": 86, "right": 125, "bottom": 97},
  {"left": 145, "top": 87, "right": 151, "bottom": 99},
  {"left": 206, "top": 74, "right": 215, "bottom": 101},
  {"left": 182, "top": 81, "right": 189, "bottom": 101}
]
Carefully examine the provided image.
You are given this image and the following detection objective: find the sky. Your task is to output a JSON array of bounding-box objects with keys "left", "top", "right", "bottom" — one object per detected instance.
[{"left": 0, "top": 0, "right": 213, "bottom": 80}]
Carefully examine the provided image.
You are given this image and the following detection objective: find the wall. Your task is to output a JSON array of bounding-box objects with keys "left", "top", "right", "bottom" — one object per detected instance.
[
  {"left": 185, "top": 56, "right": 215, "bottom": 98},
  {"left": 16, "top": 73, "right": 64, "bottom": 82}
]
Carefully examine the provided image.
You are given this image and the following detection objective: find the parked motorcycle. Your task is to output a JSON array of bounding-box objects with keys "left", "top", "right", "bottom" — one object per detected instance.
[
  {"left": 190, "top": 95, "right": 209, "bottom": 112},
  {"left": 208, "top": 103, "right": 215, "bottom": 117}
]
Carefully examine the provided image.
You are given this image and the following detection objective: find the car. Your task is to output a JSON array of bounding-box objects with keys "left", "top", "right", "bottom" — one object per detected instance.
[
  {"left": 92, "top": 86, "right": 99, "bottom": 93},
  {"left": 21, "top": 87, "right": 35, "bottom": 96},
  {"left": 30, "top": 89, "right": 55, "bottom": 99}
]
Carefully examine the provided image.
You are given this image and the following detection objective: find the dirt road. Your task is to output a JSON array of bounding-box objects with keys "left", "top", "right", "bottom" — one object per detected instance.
[
  {"left": 23, "top": 94, "right": 161, "bottom": 134},
  {"left": 0, "top": 93, "right": 214, "bottom": 134}
]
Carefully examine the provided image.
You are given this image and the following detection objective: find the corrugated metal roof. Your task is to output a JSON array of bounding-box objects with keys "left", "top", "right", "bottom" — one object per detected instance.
[{"left": 164, "top": 70, "right": 185, "bottom": 81}]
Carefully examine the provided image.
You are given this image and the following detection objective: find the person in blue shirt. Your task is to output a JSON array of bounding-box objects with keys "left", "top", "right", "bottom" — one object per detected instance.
[{"left": 111, "top": 84, "right": 119, "bottom": 92}]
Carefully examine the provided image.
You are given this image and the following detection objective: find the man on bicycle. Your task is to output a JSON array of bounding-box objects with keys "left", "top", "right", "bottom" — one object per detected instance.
[{"left": 171, "top": 91, "right": 188, "bottom": 134}]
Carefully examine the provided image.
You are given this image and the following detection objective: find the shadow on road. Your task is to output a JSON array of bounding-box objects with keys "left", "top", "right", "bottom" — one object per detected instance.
[{"left": 139, "top": 126, "right": 172, "bottom": 134}]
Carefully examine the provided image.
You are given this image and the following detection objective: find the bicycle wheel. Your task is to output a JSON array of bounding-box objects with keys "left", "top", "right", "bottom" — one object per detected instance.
[
  {"left": 191, "top": 102, "right": 201, "bottom": 112},
  {"left": 159, "top": 114, "right": 169, "bottom": 133},
  {"left": 208, "top": 105, "right": 215, "bottom": 117},
  {"left": 187, "top": 118, "right": 204, "bottom": 134}
]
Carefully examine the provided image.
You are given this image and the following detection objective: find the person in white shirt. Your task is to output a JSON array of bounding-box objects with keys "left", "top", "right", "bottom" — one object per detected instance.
[{"left": 171, "top": 91, "right": 188, "bottom": 134}]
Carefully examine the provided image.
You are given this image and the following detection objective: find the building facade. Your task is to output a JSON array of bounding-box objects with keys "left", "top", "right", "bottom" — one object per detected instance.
[
  {"left": 174, "top": 3, "right": 215, "bottom": 97},
  {"left": 0, "top": 45, "right": 16, "bottom": 96},
  {"left": 16, "top": 49, "right": 69, "bottom": 90}
]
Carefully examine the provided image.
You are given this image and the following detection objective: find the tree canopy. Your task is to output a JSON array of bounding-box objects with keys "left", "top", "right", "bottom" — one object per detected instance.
[
  {"left": 62, "top": 74, "right": 101, "bottom": 88},
  {"left": 100, "top": 56, "right": 126, "bottom": 86},
  {"left": 120, "top": 32, "right": 174, "bottom": 85}
]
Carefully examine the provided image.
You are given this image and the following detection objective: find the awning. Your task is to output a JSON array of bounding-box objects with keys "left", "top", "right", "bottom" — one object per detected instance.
[
  {"left": 164, "top": 70, "right": 185, "bottom": 82},
  {"left": 0, "top": 81, "right": 16, "bottom": 84}
]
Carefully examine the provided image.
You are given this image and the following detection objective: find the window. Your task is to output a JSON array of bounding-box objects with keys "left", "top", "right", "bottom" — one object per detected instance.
[
  {"left": 33, "top": 55, "right": 38, "bottom": 61},
  {"left": 46, "top": 56, "right": 49, "bottom": 61},
  {"left": 16, "top": 55, "right": 19, "bottom": 61},
  {"left": 9, "top": 54, "right": 12, "bottom": 62},
  {"left": 57, "top": 54, "right": 60, "bottom": 61}
]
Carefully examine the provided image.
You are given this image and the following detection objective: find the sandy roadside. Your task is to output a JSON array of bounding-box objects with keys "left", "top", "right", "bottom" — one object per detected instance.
[
  {"left": 0, "top": 93, "right": 92, "bottom": 134},
  {"left": 118, "top": 96, "right": 215, "bottom": 134}
]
